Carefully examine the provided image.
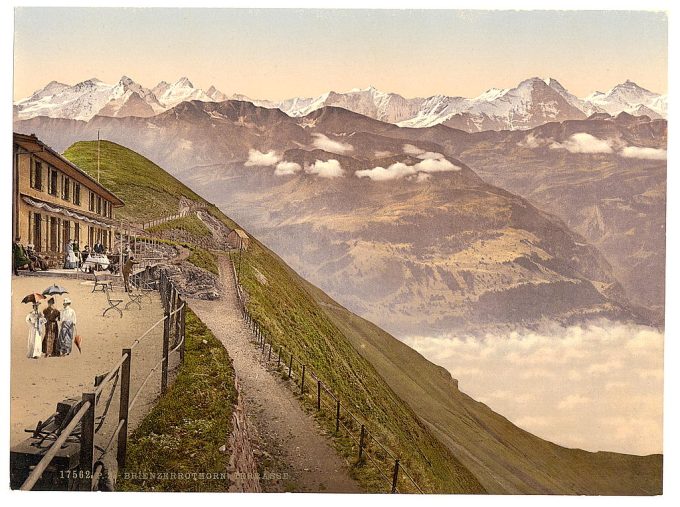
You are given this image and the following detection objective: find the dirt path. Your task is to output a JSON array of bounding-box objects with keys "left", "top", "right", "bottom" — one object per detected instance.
[{"left": 189, "top": 257, "right": 361, "bottom": 493}]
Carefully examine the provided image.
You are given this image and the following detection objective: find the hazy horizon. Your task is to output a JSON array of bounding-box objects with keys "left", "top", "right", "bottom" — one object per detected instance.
[{"left": 14, "top": 8, "right": 668, "bottom": 101}]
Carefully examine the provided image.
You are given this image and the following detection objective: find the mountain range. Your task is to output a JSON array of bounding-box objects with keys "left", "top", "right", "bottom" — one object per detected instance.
[
  {"left": 14, "top": 75, "right": 667, "bottom": 132},
  {"left": 15, "top": 100, "right": 666, "bottom": 335}
]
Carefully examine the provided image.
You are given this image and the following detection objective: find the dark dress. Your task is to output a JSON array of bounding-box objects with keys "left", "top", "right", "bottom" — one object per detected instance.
[{"left": 42, "top": 306, "right": 60, "bottom": 357}]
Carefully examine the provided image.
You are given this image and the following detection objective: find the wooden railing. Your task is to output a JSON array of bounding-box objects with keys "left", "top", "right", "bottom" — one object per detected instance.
[{"left": 18, "top": 269, "right": 186, "bottom": 491}]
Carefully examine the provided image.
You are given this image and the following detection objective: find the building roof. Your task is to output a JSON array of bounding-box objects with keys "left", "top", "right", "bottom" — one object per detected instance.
[{"left": 14, "top": 132, "right": 125, "bottom": 207}]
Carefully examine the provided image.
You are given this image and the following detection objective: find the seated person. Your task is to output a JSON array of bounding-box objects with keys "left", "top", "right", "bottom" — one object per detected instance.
[
  {"left": 26, "top": 244, "right": 49, "bottom": 271},
  {"left": 12, "top": 237, "right": 34, "bottom": 274}
]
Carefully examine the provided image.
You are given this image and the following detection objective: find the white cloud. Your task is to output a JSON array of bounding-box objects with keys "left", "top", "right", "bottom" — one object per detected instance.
[
  {"left": 549, "top": 133, "right": 615, "bottom": 154},
  {"left": 274, "top": 161, "right": 302, "bottom": 177},
  {"left": 619, "top": 146, "right": 667, "bottom": 160},
  {"left": 244, "top": 148, "right": 281, "bottom": 167},
  {"left": 403, "top": 143, "right": 424, "bottom": 156},
  {"left": 415, "top": 157, "right": 460, "bottom": 173},
  {"left": 356, "top": 162, "right": 416, "bottom": 181},
  {"left": 306, "top": 159, "right": 345, "bottom": 179},
  {"left": 415, "top": 151, "right": 445, "bottom": 160},
  {"left": 403, "top": 321, "right": 663, "bottom": 455},
  {"left": 356, "top": 155, "right": 460, "bottom": 182},
  {"left": 518, "top": 133, "right": 545, "bottom": 149},
  {"left": 311, "top": 133, "right": 354, "bottom": 155}
]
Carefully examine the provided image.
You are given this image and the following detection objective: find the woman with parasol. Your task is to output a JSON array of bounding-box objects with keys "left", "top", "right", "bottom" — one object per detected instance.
[
  {"left": 40, "top": 285, "right": 68, "bottom": 357},
  {"left": 42, "top": 298, "right": 60, "bottom": 357},
  {"left": 22, "top": 293, "right": 46, "bottom": 359}
]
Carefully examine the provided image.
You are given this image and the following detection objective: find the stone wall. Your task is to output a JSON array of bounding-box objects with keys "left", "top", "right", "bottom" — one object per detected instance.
[{"left": 227, "top": 375, "right": 261, "bottom": 493}]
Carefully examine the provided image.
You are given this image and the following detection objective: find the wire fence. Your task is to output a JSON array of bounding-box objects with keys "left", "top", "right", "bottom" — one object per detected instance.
[
  {"left": 17, "top": 268, "right": 187, "bottom": 491},
  {"left": 228, "top": 253, "right": 424, "bottom": 494}
]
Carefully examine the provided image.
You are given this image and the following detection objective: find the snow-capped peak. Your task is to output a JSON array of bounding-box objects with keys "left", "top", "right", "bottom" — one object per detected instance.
[{"left": 14, "top": 75, "right": 667, "bottom": 129}]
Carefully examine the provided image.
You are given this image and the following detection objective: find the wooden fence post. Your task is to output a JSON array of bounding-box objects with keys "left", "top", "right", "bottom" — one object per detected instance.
[
  {"left": 301, "top": 364, "right": 306, "bottom": 395},
  {"left": 277, "top": 347, "right": 281, "bottom": 368},
  {"left": 179, "top": 304, "right": 186, "bottom": 363},
  {"left": 117, "top": 348, "right": 132, "bottom": 469},
  {"left": 358, "top": 425, "right": 366, "bottom": 461},
  {"left": 317, "top": 380, "right": 321, "bottom": 410},
  {"left": 391, "top": 459, "right": 400, "bottom": 493},
  {"left": 335, "top": 400, "right": 341, "bottom": 433},
  {"left": 267, "top": 343, "right": 272, "bottom": 362},
  {"left": 288, "top": 353, "right": 293, "bottom": 379},
  {"left": 161, "top": 300, "right": 170, "bottom": 394},
  {"left": 79, "top": 392, "right": 96, "bottom": 491},
  {"left": 174, "top": 296, "right": 181, "bottom": 348}
]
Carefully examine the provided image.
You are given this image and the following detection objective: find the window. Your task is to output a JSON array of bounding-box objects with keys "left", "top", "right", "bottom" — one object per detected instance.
[
  {"left": 49, "top": 216, "right": 58, "bottom": 252},
  {"left": 73, "top": 182, "right": 81, "bottom": 205},
  {"left": 48, "top": 167, "right": 58, "bottom": 196},
  {"left": 97, "top": 196, "right": 102, "bottom": 215},
  {"left": 89, "top": 191, "right": 95, "bottom": 211},
  {"left": 30, "top": 159, "right": 43, "bottom": 191},
  {"left": 63, "top": 220, "right": 71, "bottom": 245},
  {"left": 62, "top": 175, "right": 70, "bottom": 201},
  {"left": 32, "top": 214, "right": 42, "bottom": 252},
  {"left": 74, "top": 223, "right": 80, "bottom": 244}
]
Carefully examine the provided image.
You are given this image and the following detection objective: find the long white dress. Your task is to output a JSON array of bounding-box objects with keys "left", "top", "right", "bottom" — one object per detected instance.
[
  {"left": 58, "top": 306, "right": 77, "bottom": 355},
  {"left": 26, "top": 311, "right": 46, "bottom": 358}
]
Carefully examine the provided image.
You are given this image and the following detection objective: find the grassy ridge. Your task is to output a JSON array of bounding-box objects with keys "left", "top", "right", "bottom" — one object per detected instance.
[
  {"left": 222, "top": 231, "right": 485, "bottom": 493},
  {"left": 118, "top": 309, "right": 237, "bottom": 492},
  {"left": 64, "top": 139, "right": 485, "bottom": 493},
  {"left": 63, "top": 141, "right": 207, "bottom": 222},
  {"left": 188, "top": 246, "right": 219, "bottom": 275},
  {"left": 147, "top": 215, "right": 213, "bottom": 238}
]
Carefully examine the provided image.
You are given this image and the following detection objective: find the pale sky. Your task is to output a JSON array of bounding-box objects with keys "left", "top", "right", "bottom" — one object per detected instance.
[{"left": 13, "top": 8, "right": 668, "bottom": 101}]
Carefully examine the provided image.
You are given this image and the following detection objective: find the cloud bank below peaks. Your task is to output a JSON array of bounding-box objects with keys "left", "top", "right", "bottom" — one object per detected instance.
[
  {"left": 355, "top": 144, "right": 461, "bottom": 181},
  {"left": 519, "top": 132, "right": 667, "bottom": 160},
  {"left": 311, "top": 133, "right": 354, "bottom": 155},
  {"left": 244, "top": 148, "right": 282, "bottom": 167},
  {"left": 305, "top": 159, "right": 344, "bottom": 178}
]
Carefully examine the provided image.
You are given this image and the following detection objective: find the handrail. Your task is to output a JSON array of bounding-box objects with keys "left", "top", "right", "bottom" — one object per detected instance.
[
  {"left": 20, "top": 401, "right": 92, "bottom": 490},
  {"left": 20, "top": 267, "right": 187, "bottom": 491}
]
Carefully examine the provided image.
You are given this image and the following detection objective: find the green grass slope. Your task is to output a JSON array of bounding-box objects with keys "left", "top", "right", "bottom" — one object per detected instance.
[
  {"left": 63, "top": 140, "right": 485, "bottom": 493},
  {"left": 300, "top": 279, "right": 663, "bottom": 495},
  {"left": 227, "top": 238, "right": 484, "bottom": 493},
  {"left": 63, "top": 140, "right": 207, "bottom": 222}
]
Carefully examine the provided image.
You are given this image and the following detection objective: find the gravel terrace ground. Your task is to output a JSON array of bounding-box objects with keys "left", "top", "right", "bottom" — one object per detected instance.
[
  {"left": 10, "top": 274, "right": 171, "bottom": 460},
  {"left": 189, "top": 257, "right": 362, "bottom": 493}
]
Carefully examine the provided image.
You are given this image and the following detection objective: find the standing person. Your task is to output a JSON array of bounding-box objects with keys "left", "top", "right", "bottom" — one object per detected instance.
[
  {"left": 26, "top": 302, "right": 46, "bottom": 359},
  {"left": 82, "top": 245, "right": 90, "bottom": 272},
  {"left": 57, "top": 297, "right": 77, "bottom": 356},
  {"left": 64, "top": 241, "right": 78, "bottom": 269},
  {"left": 42, "top": 298, "right": 60, "bottom": 357},
  {"left": 122, "top": 256, "right": 139, "bottom": 292},
  {"left": 72, "top": 241, "right": 81, "bottom": 268}
]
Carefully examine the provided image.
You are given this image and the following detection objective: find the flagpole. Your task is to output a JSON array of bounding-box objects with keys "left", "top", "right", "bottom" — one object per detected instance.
[{"left": 97, "top": 129, "right": 101, "bottom": 182}]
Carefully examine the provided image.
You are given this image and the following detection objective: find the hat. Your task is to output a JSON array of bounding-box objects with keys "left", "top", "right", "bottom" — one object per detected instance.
[
  {"left": 27, "top": 243, "right": 34, "bottom": 248},
  {"left": 64, "top": 297, "right": 72, "bottom": 305},
  {"left": 48, "top": 297, "right": 55, "bottom": 304}
]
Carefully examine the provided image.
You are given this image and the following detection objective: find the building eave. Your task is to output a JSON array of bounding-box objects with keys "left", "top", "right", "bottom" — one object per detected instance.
[{"left": 13, "top": 132, "right": 125, "bottom": 207}]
